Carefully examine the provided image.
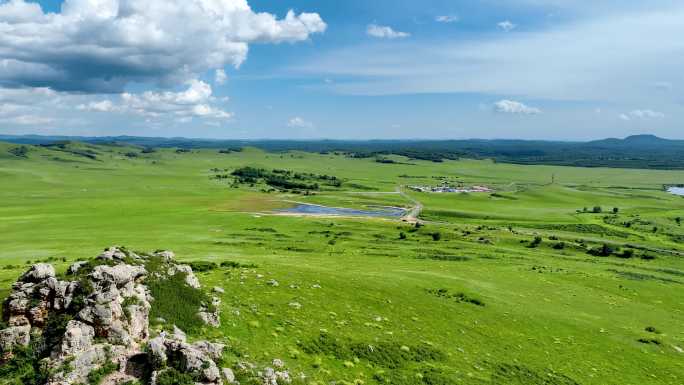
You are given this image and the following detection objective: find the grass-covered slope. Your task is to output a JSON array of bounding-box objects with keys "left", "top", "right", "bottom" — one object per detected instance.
[{"left": 0, "top": 142, "right": 683, "bottom": 385}]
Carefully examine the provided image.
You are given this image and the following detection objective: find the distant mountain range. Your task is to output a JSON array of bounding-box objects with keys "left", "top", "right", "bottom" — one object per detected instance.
[
  {"left": 1, "top": 133, "right": 683, "bottom": 148},
  {"left": 2, "top": 134, "right": 684, "bottom": 169},
  {"left": 587, "top": 134, "right": 684, "bottom": 147}
]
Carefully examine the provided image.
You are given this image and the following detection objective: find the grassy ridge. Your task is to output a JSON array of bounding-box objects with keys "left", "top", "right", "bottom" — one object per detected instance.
[{"left": 1, "top": 142, "right": 683, "bottom": 384}]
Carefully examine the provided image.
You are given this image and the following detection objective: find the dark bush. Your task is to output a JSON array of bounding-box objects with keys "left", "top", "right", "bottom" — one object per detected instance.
[
  {"left": 588, "top": 243, "right": 614, "bottom": 257},
  {"left": 528, "top": 236, "right": 542, "bottom": 248},
  {"left": 619, "top": 249, "right": 635, "bottom": 259},
  {"left": 220, "top": 261, "right": 258, "bottom": 269},
  {"left": 9, "top": 146, "right": 29, "bottom": 158},
  {"left": 155, "top": 368, "right": 195, "bottom": 385},
  {"left": 188, "top": 261, "right": 218, "bottom": 272}
]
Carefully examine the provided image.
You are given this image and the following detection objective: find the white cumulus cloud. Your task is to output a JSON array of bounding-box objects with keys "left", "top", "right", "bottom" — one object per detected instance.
[
  {"left": 82, "top": 80, "right": 233, "bottom": 121},
  {"left": 77, "top": 100, "right": 116, "bottom": 112},
  {"left": 497, "top": 20, "right": 517, "bottom": 32},
  {"left": 215, "top": 69, "right": 228, "bottom": 85},
  {"left": 0, "top": 0, "right": 326, "bottom": 93},
  {"left": 367, "top": 24, "right": 410, "bottom": 39},
  {"left": 620, "top": 109, "right": 665, "bottom": 121},
  {"left": 0, "top": 114, "right": 54, "bottom": 126},
  {"left": 287, "top": 116, "right": 313, "bottom": 128},
  {"left": 494, "top": 100, "right": 541, "bottom": 115},
  {"left": 436, "top": 15, "right": 459, "bottom": 23}
]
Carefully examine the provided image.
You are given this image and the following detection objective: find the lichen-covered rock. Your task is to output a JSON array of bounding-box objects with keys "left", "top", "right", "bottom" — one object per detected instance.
[
  {"left": 0, "top": 325, "right": 30, "bottom": 358},
  {"left": 91, "top": 264, "right": 146, "bottom": 287},
  {"left": 19, "top": 263, "right": 56, "bottom": 283},
  {"left": 58, "top": 320, "right": 94, "bottom": 357},
  {"left": 153, "top": 250, "right": 175, "bottom": 261},
  {"left": 168, "top": 264, "right": 201, "bottom": 289},
  {"left": 67, "top": 261, "right": 88, "bottom": 275},
  {"left": 198, "top": 296, "right": 221, "bottom": 327},
  {"left": 222, "top": 367, "right": 236, "bottom": 383}
]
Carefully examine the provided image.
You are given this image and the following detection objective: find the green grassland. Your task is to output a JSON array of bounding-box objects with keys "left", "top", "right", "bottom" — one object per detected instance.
[{"left": 1, "top": 142, "right": 683, "bottom": 385}]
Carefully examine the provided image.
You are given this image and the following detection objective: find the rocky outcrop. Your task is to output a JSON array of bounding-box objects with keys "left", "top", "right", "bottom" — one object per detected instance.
[
  {"left": 147, "top": 328, "right": 226, "bottom": 384},
  {"left": 0, "top": 247, "right": 229, "bottom": 385}
]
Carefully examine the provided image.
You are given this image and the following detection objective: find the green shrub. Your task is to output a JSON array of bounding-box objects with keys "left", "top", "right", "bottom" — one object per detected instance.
[
  {"left": 9, "top": 146, "right": 29, "bottom": 158},
  {"left": 147, "top": 270, "right": 211, "bottom": 333},
  {"left": 220, "top": 260, "right": 258, "bottom": 269},
  {"left": 528, "top": 236, "right": 542, "bottom": 248},
  {"left": 0, "top": 346, "right": 49, "bottom": 385},
  {"left": 588, "top": 243, "right": 614, "bottom": 257},
  {"left": 154, "top": 368, "right": 195, "bottom": 385},
  {"left": 619, "top": 249, "right": 635, "bottom": 259},
  {"left": 87, "top": 361, "right": 118, "bottom": 385},
  {"left": 426, "top": 288, "right": 485, "bottom": 306},
  {"left": 189, "top": 261, "right": 218, "bottom": 272}
]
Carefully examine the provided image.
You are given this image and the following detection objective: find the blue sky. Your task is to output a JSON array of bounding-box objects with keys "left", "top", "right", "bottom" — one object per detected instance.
[{"left": 0, "top": 0, "right": 682, "bottom": 140}]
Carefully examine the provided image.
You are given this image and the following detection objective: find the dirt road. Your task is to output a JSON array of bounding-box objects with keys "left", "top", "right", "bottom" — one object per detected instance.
[{"left": 397, "top": 186, "right": 423, "bottom": 223}]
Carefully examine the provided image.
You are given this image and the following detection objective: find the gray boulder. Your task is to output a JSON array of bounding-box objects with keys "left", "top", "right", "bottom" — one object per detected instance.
[
  {"left": 19, "top": 263, "right": 55, "bottom": 283},
  {"left": 0, "top": 325, "right": 30, "bottom": 354},
  {"left": 58, "top": 321, "right": 94, "bottom": 357},
  {"left": 222, "top": 368, "right": 236, "bottom": 383},
  {"left": 67, "top": 261, "right": 88, "bottom": 275},
  {"left": 168, "top": 264, "right": 201, "bottom": 289},
  {"left": 91, "top": 264, "right": 146, "bottom": 287}
]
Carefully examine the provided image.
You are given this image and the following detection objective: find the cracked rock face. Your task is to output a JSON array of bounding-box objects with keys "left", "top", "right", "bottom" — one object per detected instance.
[{"left": 0, "top": 247, "right": 227, "bottom": 385}]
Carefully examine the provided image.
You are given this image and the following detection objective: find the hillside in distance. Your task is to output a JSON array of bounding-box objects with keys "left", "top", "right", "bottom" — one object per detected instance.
[{"left": 2, "top": 134, "right": 684, "bottom": 169}]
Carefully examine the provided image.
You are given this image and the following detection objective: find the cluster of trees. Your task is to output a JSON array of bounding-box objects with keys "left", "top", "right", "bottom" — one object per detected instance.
[
  {"left": 218, "top": 147, "right": 243, "bottom": 154},
  {"left": 577, "top": 206, "right": 619, "bottom": 214},
  {"left": 227, "top": 166, "right": 341, "bottom": 191},
  {"left": 8, "top": 146, "right": 29, "bottom": 157},
  {"left": 587, "top": 243, "right": 635, "bottom": 258},
  {"left": 39, "top": 142, "right": 98, "bottom": 160}
]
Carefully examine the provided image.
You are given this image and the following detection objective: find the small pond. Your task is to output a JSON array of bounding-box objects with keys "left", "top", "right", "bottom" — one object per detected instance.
[
  {"left": 278, "top": 203, "right": 406, "bottom": 217},
  {"left": 667, "top": 187, "right": 684, "bottom": 196}
]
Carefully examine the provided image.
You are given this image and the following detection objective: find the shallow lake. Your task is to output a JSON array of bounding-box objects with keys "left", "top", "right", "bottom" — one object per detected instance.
[
  {"left": 667, "top": 187, "right": 684, "bottom": 196},
  {"left": 278, "top": 203, "right": 406, "bottom": 217}
]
